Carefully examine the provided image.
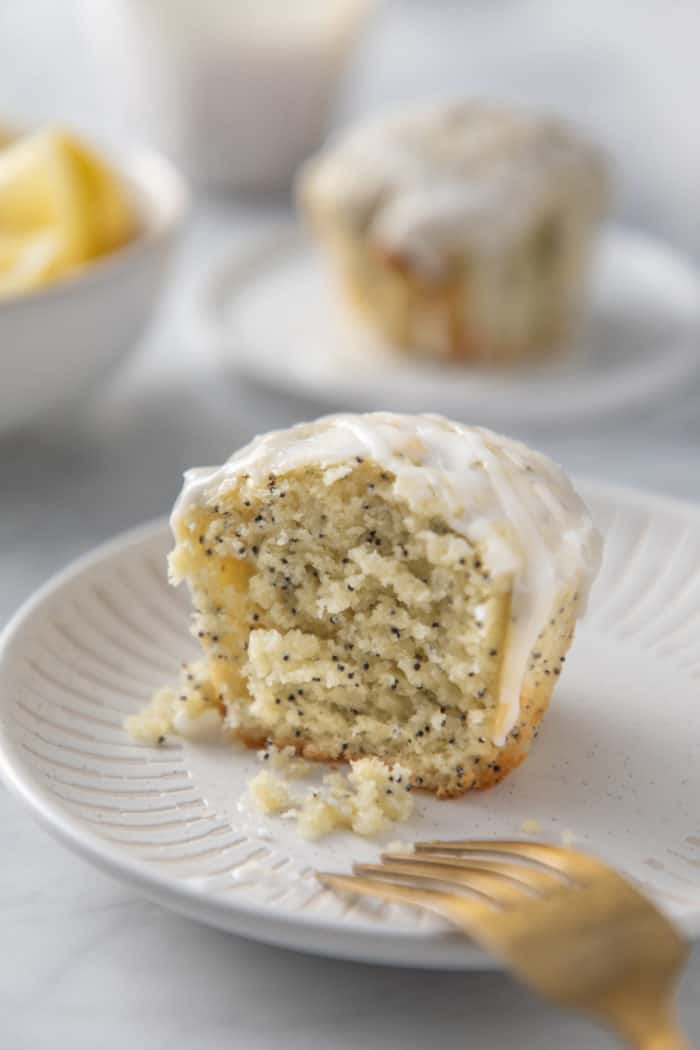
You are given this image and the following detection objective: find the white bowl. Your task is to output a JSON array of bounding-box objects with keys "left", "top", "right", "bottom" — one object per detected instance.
[{"left": 0, "top": 145, "right": 189, "bottom": 434}]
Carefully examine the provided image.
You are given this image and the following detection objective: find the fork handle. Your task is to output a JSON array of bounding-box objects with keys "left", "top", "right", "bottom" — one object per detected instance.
[
  {"left": 627, "top": 1030, "right": 689, "bottom": 1050},
  {"left": 607, "top": 995, "right": 690, "bottom": 1049}
]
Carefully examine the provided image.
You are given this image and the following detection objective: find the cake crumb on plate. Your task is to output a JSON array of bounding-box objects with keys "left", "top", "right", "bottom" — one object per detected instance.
[
  {"left": 520, "top": 818, "right": 543, "bottom": 835},
  {"left": 249, "top": 756, "right": 414, "bottom": 840}
]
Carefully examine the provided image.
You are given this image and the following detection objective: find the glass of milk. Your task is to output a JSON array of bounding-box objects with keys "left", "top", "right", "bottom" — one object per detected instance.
[{"left": 78, "top": 0, "right": 376, "bottom": 190}]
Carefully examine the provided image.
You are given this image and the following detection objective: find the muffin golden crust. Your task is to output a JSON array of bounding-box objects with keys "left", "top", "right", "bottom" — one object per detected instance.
[
  {"left": 129, "top": 413, "right": 600, "bottom": 799},
  {"left": 300, "top": 102, "right": 607, "bottom": 362}
]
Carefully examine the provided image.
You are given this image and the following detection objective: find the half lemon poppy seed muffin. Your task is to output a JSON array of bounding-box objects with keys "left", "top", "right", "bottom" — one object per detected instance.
[{"left": 132, "top": 413, "right": 601, "bottom": 798}]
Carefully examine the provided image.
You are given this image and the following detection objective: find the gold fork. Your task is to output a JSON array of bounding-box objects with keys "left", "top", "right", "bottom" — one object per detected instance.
[{"left": 318, "top": 840, "right": 690, "bottom": 1049}]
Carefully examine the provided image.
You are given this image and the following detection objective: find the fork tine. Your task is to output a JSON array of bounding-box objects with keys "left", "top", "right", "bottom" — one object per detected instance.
[
  {"left": 415, "top": 839, "right": 601, "bottom": 879},
  {"left": 316, "top": 871, "right": 484, "bottom": 925},
  {"left": 380, "top": 852, "right": 567, "bottom": 895},
  {"left": 355, "top": 860, "right": 527, "bottom": 906}
]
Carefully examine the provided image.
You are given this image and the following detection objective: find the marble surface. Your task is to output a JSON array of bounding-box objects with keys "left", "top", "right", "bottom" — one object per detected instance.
[{"left": 2, "top": 2, "right": 700, "bottom": 1046}]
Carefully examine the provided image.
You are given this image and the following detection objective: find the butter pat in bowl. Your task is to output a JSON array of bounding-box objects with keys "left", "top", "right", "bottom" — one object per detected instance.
[{"left": 0, "top": 128, "right": 188, "bottom": 433}]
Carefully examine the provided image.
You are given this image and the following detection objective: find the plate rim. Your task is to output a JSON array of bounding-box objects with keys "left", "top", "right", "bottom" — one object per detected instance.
[
  {"left": 193, "top": 221, "right": 700, "bottom": 427},
  {"left": 2, "top": 478, "right": 699, "bottom": 967}
]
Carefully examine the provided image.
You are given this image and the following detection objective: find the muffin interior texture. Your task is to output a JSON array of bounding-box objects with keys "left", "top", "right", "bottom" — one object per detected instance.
[
  {"left": 166, "top": 459, "right": 575, "bottom": 797},
  {"left": 127, "top": 413, "right": 600, "bottom": 806}
]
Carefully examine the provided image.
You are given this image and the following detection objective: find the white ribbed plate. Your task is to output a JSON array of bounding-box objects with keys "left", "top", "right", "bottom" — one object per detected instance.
[{"left": 1, "top": 480, "right": 699, "bottom": 970}]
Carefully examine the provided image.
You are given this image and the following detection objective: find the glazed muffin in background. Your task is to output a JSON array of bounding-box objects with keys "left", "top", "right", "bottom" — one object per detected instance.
[
  {"left": 129, "top": 413, "right": 601, "bottom": 799},
  {"left": 299, "top": 102, "right": 608, "bottom": 363}
]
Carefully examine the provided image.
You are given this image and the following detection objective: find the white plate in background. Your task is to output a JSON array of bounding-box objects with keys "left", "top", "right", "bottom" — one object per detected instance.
[
  {"left": 1, "top": 481, "right": 699, "bottom": 969},
  {"left": 196, "top": 225, "right": 700, "bottom": 427}
]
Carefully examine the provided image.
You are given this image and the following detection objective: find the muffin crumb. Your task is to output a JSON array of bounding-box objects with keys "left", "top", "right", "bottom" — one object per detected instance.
[
  {"left": 249, "top": 756, "right": 414, "bottom": 840},
  {"left": 249, "top": 770, "right": 292, "bottom": 814}
]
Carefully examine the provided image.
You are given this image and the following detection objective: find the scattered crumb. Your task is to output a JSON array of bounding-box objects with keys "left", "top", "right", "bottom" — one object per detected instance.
[
  {"left": 561, "top": 828, "right": 577, "bottom": 847},
  {"left": 125, "top": 661, "right": 222, "bottom": 743},
  {"left": 297, "top": 796, "right": 342, "bottom": 840},
  {"left": 249, "top": 756, "right": 414, "bottom": 840},
  {"left": 258, "top": 744, "right": 311, "bottom": 779},
  {"left": 249, "top": 770, "right": 292, "bottom": 814},
  {"left": 125, "top": 697, "right": 172, "bottom": 745},
  {"left": 520, "top": 818, "right": 543, "bottom": 835}
]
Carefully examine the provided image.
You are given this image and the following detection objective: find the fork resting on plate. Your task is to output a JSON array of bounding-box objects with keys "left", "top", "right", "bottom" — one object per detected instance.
[{"left": 319, "top": 840, "right": 690, "bottom": 1049}]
